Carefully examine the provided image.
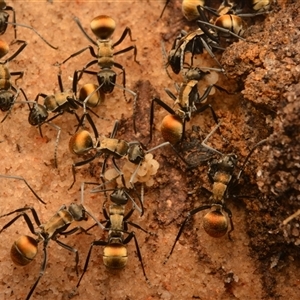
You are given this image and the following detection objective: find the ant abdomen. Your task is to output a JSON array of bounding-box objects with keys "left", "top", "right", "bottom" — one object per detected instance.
[
  {"left": 90, "top": 15, "right": 116, "bottom": 39},
  {"left": 10, "top": 235, "right": 38, "bottom": 266},
  {"left": 203, "top": 210, "right": 228, "bottom": 238},
  {"left": 103, "top": 243, "right": 128, "bottom": 269}
]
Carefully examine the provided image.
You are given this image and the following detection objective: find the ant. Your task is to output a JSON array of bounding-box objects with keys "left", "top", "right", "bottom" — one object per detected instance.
[
  {"left": 150, "top": 67, "right": 231, "bottom": 144},
  {"left": 0, "top": 0, "right": 57, "bottom": 49},
  {"left": 166, "top": 26, "right": 225, "bottom": 76},
  {"left": 0, "top": 184, "right": 101, "bottom": 300},
  {"left": 0, "top": 174, "right": 45, "bottom": 204},
  {"left": 57, "top": 15, "right": 139, "bottom": 132},
  {"left": 75, "top": 182, "right": 151, "bottom": 288},
  {"left": 22, "top": 70, "right": 101, "bottom": 168},
  {"left": 87, "top": 151, "right": 150, "bottom": 216},
  {"left": 216, "top": 0, "right": 272, "bottom": 16},
  {"left": 69, "top": 119, "right": 189, "bottom": 189},
  {"left": 0, "top": 39, "right": 27, "bottom": 122},
  {"left": 0, "top": 0, "right": 16, "bottom": 38},
  {"left": 164, "top": 122, "right": 267, "bottom": 262},
  {"left": 196, "top": 2, "right": 269, "bottom": 44},
  {"left": 197, "top": 5, "right": 248, "bottom": 41},
  {"left": 160, "top": 0, "right": 206, "bottom": 21}
]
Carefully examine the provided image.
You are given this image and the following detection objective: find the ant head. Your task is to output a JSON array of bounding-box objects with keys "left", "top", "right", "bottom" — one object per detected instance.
[
  {"left": 90, "top": 15, "right": 116, "bottom": 39},
  {"left": 161, "top": 114, "right": 183, "bottom": 144},
  {"left": 0, "top": 39, "right": 9, "bottom": 59},
  {"left": 128, "top": 143, "right": 145, "bottom": 164},
  {"left": 168, "top": 48, "right": 181, "bottom": 75},
  {"left": 184, "top": 66, "right": 209, "bottom": 81},
  {"left": 110, "top": 188, "right": 129, "bottom": 206},
  {"left": 220, "top": 154, "right": 238, "bottom": 173},
  {"left": 209, "top": 154, "right": 238, "bottom": 179},
  {"left": 203, "top": 209, "right": 228, "bottom": 238},
  {"left": 10, "top": 235, "right": 38, "bottom": 266},
  {"left": 69, "top": 203, "right": 87, "bottom": 221},
  {"left": 103, "top": 242, "right": 128, "bottom": 269},
  {"left": 0, "top": 90, "right": 14, "bottom": 109},
  {"left": 28, "top": 103, "right": 48, "bottom": 126},
  {"left": 69, "top": 129, "right": 95, "bottom": 155},
  {"left": 0, "top": 1, "right": 7, "bottom": 10}
]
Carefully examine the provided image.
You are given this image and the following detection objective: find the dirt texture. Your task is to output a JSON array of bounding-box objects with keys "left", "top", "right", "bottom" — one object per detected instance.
[{"left": 0, "top": 1, "right": 299, "bottom": 300}]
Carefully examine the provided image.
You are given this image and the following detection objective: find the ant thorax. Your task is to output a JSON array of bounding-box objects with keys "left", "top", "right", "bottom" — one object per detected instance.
[{"left": 98, "top": 39, "right": 114, "bottom": 68}]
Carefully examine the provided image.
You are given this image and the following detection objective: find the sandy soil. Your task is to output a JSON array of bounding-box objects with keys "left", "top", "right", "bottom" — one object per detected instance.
[{"left": 0, "top": 0, "right": 299, "bottom": 299}]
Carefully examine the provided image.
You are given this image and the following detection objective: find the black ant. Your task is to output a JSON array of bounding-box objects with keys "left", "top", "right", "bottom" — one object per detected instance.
[
  {"left": 196, "top": 2, "right": 269, "bottom": 44},
  {"left": 0, "top": 39, "right": 27, "bottom": 122},
  {"left": 0, "top": 1, "right": 56, "bottom": 48},
  {"left": 57, "top": 15, "right": 139, "bottom": 132},
  {"left": 22, "top": 70, "right": 101, "bottom": 168},
  {"left": 164, "top": 122, "right": 267, "bottom": 262},
  {"left": 196, "top": 5, "right": 248, "bottom": 42},
  {"left": 0, "top": 184, "right": 101, "bottom": 300},
  {"left": 150, "top": 67, "right": 231, "bottom": 144},
  {"left": 0, "top": 0, "right": 57, "bottom": 49},
  {"left": 75, "top": 182, "right": 151, "bottom": 288},
  {"left": 69, "top": 119, "right": 189, "bottom": 189},
  {"left": 0, "top": 0, "right": 16, "bottom": 38},
  {"left": 216, "top": 0, "right": 272, "bottom": 16},
  {"left": 165, "top": 26, "right": 225, "bottom": 76}
]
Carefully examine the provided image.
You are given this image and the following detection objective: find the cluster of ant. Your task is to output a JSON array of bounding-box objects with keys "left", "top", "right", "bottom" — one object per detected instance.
[
  {"left": 0, "top": 1, "right": 295, "bottom": 299},
  {"left": 0, "top": 3, "right": 160, "bottom": 298}
]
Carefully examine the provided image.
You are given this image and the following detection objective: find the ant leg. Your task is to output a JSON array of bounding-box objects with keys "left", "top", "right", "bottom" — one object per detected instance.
[
  {"left": 113, "top": 27, "right": 137, "bottom": 46},
  {"left": 164, "top": 204, "right": 212, "bottom": 263},
  {"left": 160, "top": 0, "right": 170, "bottom": 18},
  {"left": 25, "top": 240, "right": 49, "bottom": 300},
  {"left": 237, "top": 139, "right": 268, "bottom": 180},
  {"left": 200, "top": 122, "right": 223, "bottom": 155},
  {"left": 149, "top": 98, "right": 176, "bottom": 143},
  {"left": 59, "top": 46, "right": 97, "bottom": 65},
  {"left": 8, "top": 23, "right": 58, "bottom": 49},
  {"left": 69, "top": 154, "right": 98, "bottom": 190},
  {"left": 223, "top": 205, "right": 234, "bottom": 240},
  {"left": 146, "top": 141, "right": 190, "bottom": 166},
  {"left": 0, "top": 207, "right": 41, "bottom": 230},
  {"left": 5, "top": 40, "right": 27, "bottom": 63},
  {"left": 55, "top": 238, "right": 80, "bottom": 275},
  {"left": 80, "top": 182, "right": 106, "bottom": 230},
  {"left": 76, "top": 240, "right": 108, "bottom": 288},
  {"left": 123, "top": 231, "right": 149, "bottom": 283},
  {"left": 46, "top": 122, "right": 61, "bottom": 168},
  {"left": 114, "top": 45, "right": 139, "bottom": 64},
  {"left": 0, "top": 174, "right": 45, "bottom": 204}
]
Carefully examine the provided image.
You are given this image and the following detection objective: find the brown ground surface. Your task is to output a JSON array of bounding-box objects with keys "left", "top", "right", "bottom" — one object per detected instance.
[{"left": 0, "top": 1, "right": 299, "bottom": 300}]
